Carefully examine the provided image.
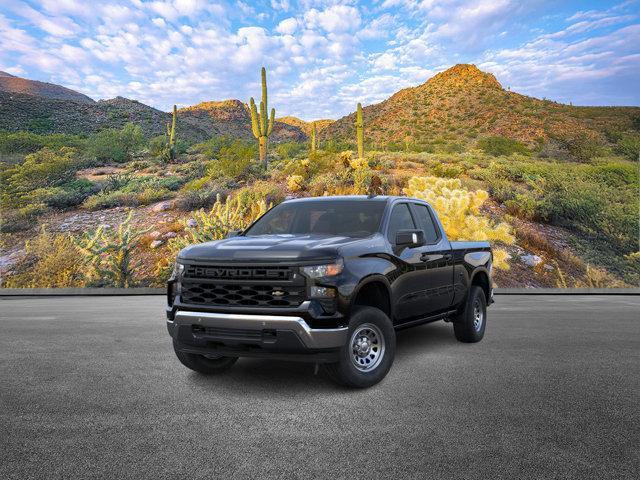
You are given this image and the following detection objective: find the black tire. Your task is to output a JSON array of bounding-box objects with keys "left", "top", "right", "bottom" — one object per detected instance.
[
  {"left": 453, "top": 286, "right": 487, "bottom": 343},
  {"left": 324, "top": 306, "right": 396, "bottom": 388},
  {"left": 173, "top": 341, "right": 238, "bottom": 374}
]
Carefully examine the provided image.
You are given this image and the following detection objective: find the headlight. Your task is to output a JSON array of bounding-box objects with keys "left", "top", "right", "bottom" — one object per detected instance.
[
  {"left": 170, "top": 261, "right": 184, "bottom": 280},
  {"left": 301, "top": 259, "right": 343, "bottom": 278}
]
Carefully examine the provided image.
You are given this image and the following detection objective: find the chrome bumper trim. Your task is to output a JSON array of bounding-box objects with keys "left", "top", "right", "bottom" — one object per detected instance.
[{"left": 173, "top": 310, "right": 348, "bottom": 350}]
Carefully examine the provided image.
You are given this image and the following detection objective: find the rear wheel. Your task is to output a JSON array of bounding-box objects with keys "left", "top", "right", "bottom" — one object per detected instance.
[
  {"left": 173, "top": 341, "right": 238, "bottom": 374},
  {"left": 325, "top": 306, "right": 395, "bottom": 388},
  {"left": 453, "top": 286, "right": 486, "bottom": 343}
]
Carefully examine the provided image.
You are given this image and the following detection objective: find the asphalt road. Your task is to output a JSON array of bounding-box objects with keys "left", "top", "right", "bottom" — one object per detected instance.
[{"left": 1, "top": 295, "right": 638, "bottom": 480}]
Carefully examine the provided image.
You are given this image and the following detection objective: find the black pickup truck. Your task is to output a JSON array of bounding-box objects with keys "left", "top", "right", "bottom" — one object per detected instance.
[{"left": 167, "top": 196, "right": 493, "bottom": 387}]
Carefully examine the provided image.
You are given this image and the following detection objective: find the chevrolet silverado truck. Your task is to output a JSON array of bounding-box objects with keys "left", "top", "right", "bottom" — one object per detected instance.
[{"left": 167, "top": 196, "right": 493, "bottom": 388}]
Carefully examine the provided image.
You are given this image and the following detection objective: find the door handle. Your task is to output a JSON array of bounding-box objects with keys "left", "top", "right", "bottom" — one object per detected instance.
[{"left": 421, "top": 252, "right": 452, "bottom": 262}]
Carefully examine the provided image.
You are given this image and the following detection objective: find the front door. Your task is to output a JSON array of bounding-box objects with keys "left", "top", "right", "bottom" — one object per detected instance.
[{"left": 409, "top": 202, "right": 454, "bottom": 314}]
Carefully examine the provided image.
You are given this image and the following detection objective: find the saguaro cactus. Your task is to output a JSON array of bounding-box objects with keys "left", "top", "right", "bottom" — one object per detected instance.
[
  {"left": 310, "top": 122, "right": 317, "bottom": 152},
  {"left": 249, "top": 67, "right": 275, "bottom": 166},
  {"left": 355, "top": 102, "right": 364, "bottom": 160},
  {"left": 165, "top": 104, "right": 177, "bottom": 161}
]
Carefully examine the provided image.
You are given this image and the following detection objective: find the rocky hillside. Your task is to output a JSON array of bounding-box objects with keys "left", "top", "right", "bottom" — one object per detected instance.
[
  {"left": 0, "top": 71, "right": 94, "bottom": 104},
  {"left": 321, "top": 64, "right": 640, "bottom": 147},
  {"left": 179, "top": 100, "right": 306, "bottom": 142},
  {"left": 277, "top": 116, "right": 334, "bottom": 135}
]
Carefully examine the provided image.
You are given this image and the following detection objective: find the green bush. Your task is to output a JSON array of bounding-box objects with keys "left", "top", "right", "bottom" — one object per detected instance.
[
  {"left": 477, "top": 136, "right": 529, "bottom": 156},
  {"left": 214, "top": 140, "right": 257, "bottom": 178},
  {"left": 30, "top": 179, "right": 98, "bottom": 209},
  {"left": 0, "top": 203, "right": 46, "bottom": 232},
  {"left": 615, "top": 133, "right": 640, "bottom": 160},
  {"left": 275, "top": 142, "right": 306, "bottom": 160},
  {"left": 556, "top": 132, "right": 603, "bottom": 162},
  {"left": 0, "top": 147, "right": 81, "bottom": 208},
  {"left": 88, "top": 123, "right": 144, "bottom": 162},
  {"left": 0, "top": 131, "right": 87, "bottom": 154},
  {"left": 82, "top": 187, "right": 173, "bottom": 210}
]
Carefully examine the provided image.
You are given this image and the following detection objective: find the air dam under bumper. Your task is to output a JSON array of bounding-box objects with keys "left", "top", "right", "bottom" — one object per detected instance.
[{"left": 169, "top": 310, "right": 348, "bottom": 353}]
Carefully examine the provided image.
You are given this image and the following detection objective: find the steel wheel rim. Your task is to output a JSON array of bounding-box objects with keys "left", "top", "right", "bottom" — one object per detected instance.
[
  {"left": 473, "top": 299, "right": 483, "bottom": 331},
  {"left": 350, "top": 323, "right": 385, "bottom": 372}
]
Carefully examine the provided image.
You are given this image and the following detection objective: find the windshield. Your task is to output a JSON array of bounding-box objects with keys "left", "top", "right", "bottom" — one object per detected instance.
[{"left": 245, "top": 200, "right": 386, "bottom": 238}]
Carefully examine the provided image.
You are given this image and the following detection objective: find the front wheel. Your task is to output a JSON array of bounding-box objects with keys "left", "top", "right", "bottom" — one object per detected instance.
[
  {"left": 324, "top": 307, "right": 396, "bottom": 388},
  {"left": 453, "top": 286, "right": 487, "bottom": 343},
  {"left": 173, "top": 341, "right": 238, "bottom": 374}
]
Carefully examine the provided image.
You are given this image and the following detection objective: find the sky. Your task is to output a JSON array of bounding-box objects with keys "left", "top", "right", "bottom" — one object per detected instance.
[{"left": 0, "top": 0, "right": 638, "bottom": 120}]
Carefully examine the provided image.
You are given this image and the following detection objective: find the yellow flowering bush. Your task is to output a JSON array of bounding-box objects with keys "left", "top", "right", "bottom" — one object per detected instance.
[
  {"left": 287, "top": 175, "right": 305, "bottom": 192},
  {"left": 404, "top": 176, "right": 514, "bottom": 269}
]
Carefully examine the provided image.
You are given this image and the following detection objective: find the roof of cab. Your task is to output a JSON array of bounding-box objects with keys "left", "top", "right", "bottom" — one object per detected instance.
[{"left": 282, "top": 195, "right": 399, "bottom": 203}]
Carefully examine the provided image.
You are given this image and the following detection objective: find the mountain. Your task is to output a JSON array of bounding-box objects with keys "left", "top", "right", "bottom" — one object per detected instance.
[
  {"left": 277, "top": 116, "right": 334, "bottom": 135},
  {"left": 179, "top": 100, "right": 306, "bottom": 142},
  {"left": 0, "top": 71, "right": 95, "bottom": 104},
  {"left": 321, "top": 64, "right": 639, "bottom": 148},
  {"left": 0, "top": 74, "right": 306, "bottom": 142}
]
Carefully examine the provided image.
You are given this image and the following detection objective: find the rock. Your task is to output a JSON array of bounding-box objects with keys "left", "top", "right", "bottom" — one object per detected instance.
[
  {"left": 150, "top": 240, "right": 164, "bottom": 249},
  {"left": 520, "top": 254, "right": 542, "bottom": 267},
  {"left": 187, "top": 219, "right": 197, "bottom": 228},
  {"left": 149, "top": 230, "right": 162, "bottom": 239},
  {"left": 163, "top": 231, "right": 177, "bottom": 239},
  {"left": 543, "top": 264, "right": 554, "bottom": 271},
  {"left": 152, "top": 200, "right": 174, "bottom": 212}
]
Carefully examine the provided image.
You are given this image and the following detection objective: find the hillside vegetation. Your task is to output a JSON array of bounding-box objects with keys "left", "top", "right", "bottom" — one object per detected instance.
[{"left": 1, "top": 65, "right": 638, "bottom": 289}]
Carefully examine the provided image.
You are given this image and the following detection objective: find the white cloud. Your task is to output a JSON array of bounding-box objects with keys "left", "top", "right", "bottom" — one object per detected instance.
[
  {"left": 305, "top": 5, "right": 361, "bottom": 33},
  {"left": 276, "top": 17, "right": 298, "bottom": 35}
]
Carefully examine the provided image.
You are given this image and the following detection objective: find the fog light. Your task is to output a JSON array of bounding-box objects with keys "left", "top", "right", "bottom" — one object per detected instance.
[{"left": 310, "top": 286, "right": 336, "bottom": 298}]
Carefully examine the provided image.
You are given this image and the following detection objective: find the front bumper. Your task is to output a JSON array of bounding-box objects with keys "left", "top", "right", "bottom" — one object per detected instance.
[{"left": 167, "top": 307, "right": 348, "bottom": 362}]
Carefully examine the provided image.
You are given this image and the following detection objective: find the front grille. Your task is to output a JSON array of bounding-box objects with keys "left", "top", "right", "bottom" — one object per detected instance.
[
  {"left": 181, "top": 283, "right": 304, "bottom": 307},
  {"left": 181, "top": 264, "right": 305, "bottom": 308}
]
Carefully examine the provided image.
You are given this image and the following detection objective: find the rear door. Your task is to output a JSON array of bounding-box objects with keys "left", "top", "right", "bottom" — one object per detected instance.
[{"left": 409, "top": 202, "right": 455, "bottom": 313}]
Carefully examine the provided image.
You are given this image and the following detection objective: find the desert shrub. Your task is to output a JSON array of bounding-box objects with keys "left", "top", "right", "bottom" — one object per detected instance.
[
  {"left": 215, "top": 140, "right": 256, "bottom": 178},
  {"left": 74, "top": 211, "right": 147, "bottom": 287},
  {"left": 0, "top": 147, "right": 81, "bottom": 209},
  {"left": 477, "top": 136, "right": 529, "bottom": 156},
  {"left": 615, "top": 133, "right": 640, "bottom": 160},
  {"left": 88, "top": 123, "right": 144, "bottom": 163},
  {"left": 148, "top": 135, "right": 167, "bottom": 157},
  {"left": 31, "top": 178, "right": 98, "bottom": 209},
  {"left": 404, "top": 176, "right": 514, "bottom": 269},
  {"left": 3, "top": 228, "right": 85, "bottom": 288},
  {"left": 432, "top": 163, "right": 464, "bottom": 178},
  {"left": 476, "top": 158, "right": 638, "bottom": 254},
  {"left": 82, "top": 187, "right": 172, "bottom": 210},
  {"left": 174, "top": 189, "right": 225, "bottom": 211},
  {"left": 0, "top": 131, "right": 87, "bottom": 155},
  {"left": 504, "top": 194, "right": 539, "bottom": 220},
  {"left": 0, "top": 203, "right": 46, "bottom": 232},
  {"left": 555, "top": 132, "right": 603, "bottom": 162},
  {"left": 192, "top": 136, "right": 236, "bottom": 158},
  {"left": 276, "top": 142, "right": 306, "bottom": 160}
]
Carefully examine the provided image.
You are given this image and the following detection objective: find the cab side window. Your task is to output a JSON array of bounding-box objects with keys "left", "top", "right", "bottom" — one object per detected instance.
[
  {"left": 387, "top": 203, "right": 416, "bottom": 243},
  {"left": 412, "top": 204, "right": 440, "bottom": 244}
]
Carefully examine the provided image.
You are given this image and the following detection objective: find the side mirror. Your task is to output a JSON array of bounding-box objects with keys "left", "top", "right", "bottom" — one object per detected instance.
[
  {"left": 226, "top": 230, "right": 242, "bottom": 238},
  {"left": 396, "top": 229, "right": 425, "bottom": 247}
]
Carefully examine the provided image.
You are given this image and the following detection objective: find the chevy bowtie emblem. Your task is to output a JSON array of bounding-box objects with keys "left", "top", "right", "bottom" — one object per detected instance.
[{"left": 271, "top": 290, "right": 285, "bottom": 297}]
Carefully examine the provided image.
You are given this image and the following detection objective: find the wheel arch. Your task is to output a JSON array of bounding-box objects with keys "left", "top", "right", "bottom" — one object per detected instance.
[{"left": 350, "top": 275, "right": 393, "bottom": 319}]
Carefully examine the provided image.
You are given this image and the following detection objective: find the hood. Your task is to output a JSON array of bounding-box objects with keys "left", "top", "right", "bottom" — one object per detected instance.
[{"left": 177, "top": 234, "right": 364, "bottom": 263}]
